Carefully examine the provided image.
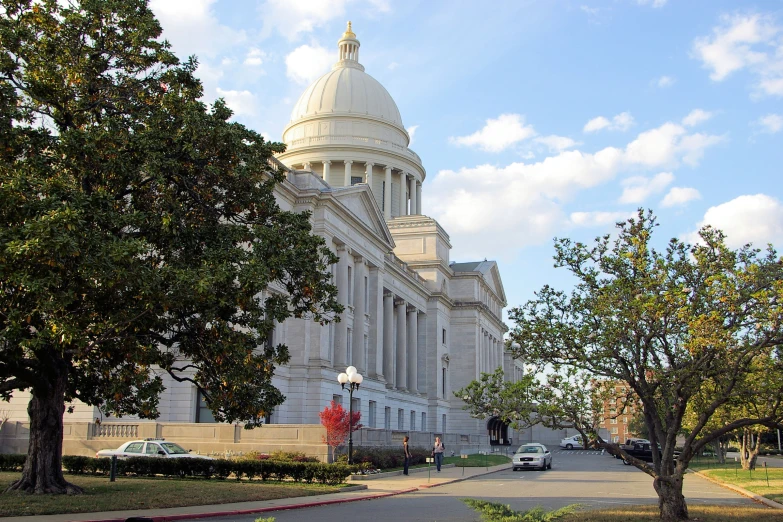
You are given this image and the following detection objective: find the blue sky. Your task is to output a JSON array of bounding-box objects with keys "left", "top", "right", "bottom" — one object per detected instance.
[{"left": 149, "top": 0, "right": 782, "bottom": 320}]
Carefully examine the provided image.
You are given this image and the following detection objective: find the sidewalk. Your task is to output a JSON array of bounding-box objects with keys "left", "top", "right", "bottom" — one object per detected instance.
[{"left": 1, "top": 463, "right": 511, "bottom": 522}]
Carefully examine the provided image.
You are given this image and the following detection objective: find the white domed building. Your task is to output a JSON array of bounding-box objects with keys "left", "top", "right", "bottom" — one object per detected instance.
[{"left": 2, "top": 24, "right": 536, "bottom": 458}]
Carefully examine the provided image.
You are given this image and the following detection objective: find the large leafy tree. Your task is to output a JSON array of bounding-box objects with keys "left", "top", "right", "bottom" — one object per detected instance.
[
  {"left": 456, "top": 367, "right": 606, "bottom": 450},
  {"left": 0, "top": 0, "right": 340, "bottom": 494},
  {"left": 508, "top": 210, "right": 783, "bottom": 521}
]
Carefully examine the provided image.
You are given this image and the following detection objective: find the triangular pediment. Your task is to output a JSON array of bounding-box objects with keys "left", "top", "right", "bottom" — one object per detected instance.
[
  {"left": 485, "top": 263, "right": 507, "bottom": 305},
  {"left": 332, "top": 185, "right": 394, "bottom": 247}
]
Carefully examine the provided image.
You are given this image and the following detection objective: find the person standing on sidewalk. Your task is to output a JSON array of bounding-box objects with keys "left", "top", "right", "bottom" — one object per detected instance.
[
  {"left": 403, "top": 436, "right": 412, "bottom": 475},
  {"left": 433, "top": 436, "right": 445, "bottom": 472}
]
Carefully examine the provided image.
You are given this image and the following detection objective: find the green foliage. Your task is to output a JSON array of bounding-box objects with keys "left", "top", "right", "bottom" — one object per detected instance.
[
  {"left": 255, "top": 518, "right": 275, "bottom": 522},
  {"left": 461, "top": 498, "right": 579, "bottom": 522},
  {"left": 58, "top": 455, "right": 352, "bottom": 484},
  {"left": 339, "top": 446, "right": 430, "bottom": 469},
  {"left": 0, "top": 454, "right": 26, "bottom": 472},
  {"left": 455, "top": 368, "right": 606, "bottom": 448},
  {"left": 506, "top": 209, "right": 783, "bottom": 518}
]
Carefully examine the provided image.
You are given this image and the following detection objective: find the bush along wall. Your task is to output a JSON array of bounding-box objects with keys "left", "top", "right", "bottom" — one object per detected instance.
[
  {"left": 58, "top": 456, "right": 353, "bottom": 485},
  {"left": 340, "top": 446, "right": 432, "bottom": 470}
]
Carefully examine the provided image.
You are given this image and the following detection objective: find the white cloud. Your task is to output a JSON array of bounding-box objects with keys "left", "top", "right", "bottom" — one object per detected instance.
[
  {"left": 619, "top": 172, "right": 674, "bottom": 204},
  {"left": 260, "top": 0, "right": 390, "bottom": 40},
  {"left": 387, "top": 62, "right": 399, "bottom": 70},
  {"left": 569, "top": 211, "right": 635, "bottom": 227},
  {"left": 285, "top": 44, "right": 333, "bottom": 84},
  {"left": 429, "top": 118, "right": 725, "bottom": 259},
  {"left": 756, "top": 113, "right": 783, "bottom": 133},
  {"left": 450, "top": 114, "right": 536, "bottom": 153},
  {"left": 661, "top": 187, "right": 701, "bottom": 207},
  {"left": 583, "top": 112, "right": 635, "bottom": 133},
  {"left": 624, "top": 122, "right": 724, "bottom": 168},
  {"left": 407, "top": 125, "right": 419, "bottom": 146},
  {"left": 637, "top": 0, "right": 667, "bottom": 7},
  {"left": 244, "top": 48, "right": 267, "bottom": 67},
  {"left": 692, "top": 13, "right": 783, "bottom": 97},
  {"left": 682, "top": 109, "right": 713, "bottom": 127},
  {"left": 149, "top": 0, "right": 246, "bottom": 58},
  {"left": 215, "top": 88, "right": 257, "bottom": 117},
  {"left": 657, "top": 75, "right": 676, "bottom": 87},
  {"left": 533, "top": 135, "right": 580, "bottom": 153},
  {"left": 685, "top": 194, "right": 783, "bottom": 248}
]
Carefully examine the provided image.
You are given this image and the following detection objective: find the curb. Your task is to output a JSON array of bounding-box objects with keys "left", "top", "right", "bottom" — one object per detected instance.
[
  {"left": 349, "top": 464, "right": 456, "bottom": 481},
  {"left": 690, "top": 469, "right": 783, "bottom": 510}
]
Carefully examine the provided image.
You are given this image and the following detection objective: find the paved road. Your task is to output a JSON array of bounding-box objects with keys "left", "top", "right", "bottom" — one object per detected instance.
[{"left": 195, "top": 451, "right": 759, "bottom": 522}]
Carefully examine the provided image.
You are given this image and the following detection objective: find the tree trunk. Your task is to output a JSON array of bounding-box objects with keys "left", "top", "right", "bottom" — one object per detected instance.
[
  {"left": 5, "top": 371, "right": 83, "bottom": 494},
  {"left": 739, "top": 429, "right": 760, "bottom": 471},
  {"left": 654, "top": 474, "right": 689, "bottom": 521}
]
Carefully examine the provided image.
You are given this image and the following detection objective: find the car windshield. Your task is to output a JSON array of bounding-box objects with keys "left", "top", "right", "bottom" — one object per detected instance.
[
  {"left": 517, "top": 445, "right": 543, "bottom": 454},
  {"left": 160, "top": 442, "right": 189, "bottom": 455}
]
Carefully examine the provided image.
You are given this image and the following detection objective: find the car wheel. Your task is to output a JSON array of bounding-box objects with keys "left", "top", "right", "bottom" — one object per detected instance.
[
  {"left": 512, "top": 467, "right": 518, "bottom": 471},
  {"left": 547, "top": 461, "right": 552, "bottom": 470},
  {"left": 623, "top": 459, "right": 631, "bottom": 465},
  {"left": 566, "top": 444, "right": 573, "bottom": 450}
]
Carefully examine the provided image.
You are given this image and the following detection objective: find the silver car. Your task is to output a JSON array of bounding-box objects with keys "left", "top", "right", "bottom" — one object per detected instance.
[
  {"left": 512, "top": 443, "right": 552, "bottom": 471},
  {"left": 95, "top": 438, "right": 213, "bottom": 459}
]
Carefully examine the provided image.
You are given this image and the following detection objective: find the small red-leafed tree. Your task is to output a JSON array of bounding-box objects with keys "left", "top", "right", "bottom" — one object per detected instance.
[{"left": 320, "top": 400, "right": 362, "bottom": 462}]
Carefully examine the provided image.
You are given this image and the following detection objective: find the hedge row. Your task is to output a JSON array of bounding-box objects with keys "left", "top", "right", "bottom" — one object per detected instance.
[
  {"left": 341, "top": 446, "right": 432, "bottom": 470},
  {"left": 0, "top": 455, "right": 352, "bottom": 485}
]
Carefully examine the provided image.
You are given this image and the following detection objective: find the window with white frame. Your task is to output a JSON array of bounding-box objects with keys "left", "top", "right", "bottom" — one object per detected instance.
[
  {"left": 369, "top": 401, "right": 377, "bottom": 428},
  {"left": 410, "top": 411, "right": 416, "bottom": 431}
]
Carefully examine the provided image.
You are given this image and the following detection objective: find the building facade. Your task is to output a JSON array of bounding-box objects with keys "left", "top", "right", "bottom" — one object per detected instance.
[{"left": 3, "top": 23, "right": 528, "bottom": 455}]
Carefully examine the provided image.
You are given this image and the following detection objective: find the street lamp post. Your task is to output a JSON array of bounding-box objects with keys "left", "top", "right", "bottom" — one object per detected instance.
[{"left": 337, "top": 365, "right": 363, "bottom": 464}]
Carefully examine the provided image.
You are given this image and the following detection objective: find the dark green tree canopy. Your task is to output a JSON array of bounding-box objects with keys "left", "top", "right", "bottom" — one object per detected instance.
[{"left": 1, "top": 0, "right": 340, "bottom": 493}]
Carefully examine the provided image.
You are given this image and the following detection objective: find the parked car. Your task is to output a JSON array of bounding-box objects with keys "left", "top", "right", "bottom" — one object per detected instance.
[
  {"left": 615, "top": 437, "right": 650, "bottom": 458},
  {"left": 95, "top": 439, "right": 213, "bottom": 459},
  {"left": 512, "top": 443, "right": 552, "bottom": 471},
  {"left": 559, "top": 435, "right": 583, "bottom": 450}
]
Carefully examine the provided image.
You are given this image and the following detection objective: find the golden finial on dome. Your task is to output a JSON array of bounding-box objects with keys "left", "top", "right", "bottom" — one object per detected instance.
[{"left": 343, "top": 21, "right": 356, "bottom": 38}]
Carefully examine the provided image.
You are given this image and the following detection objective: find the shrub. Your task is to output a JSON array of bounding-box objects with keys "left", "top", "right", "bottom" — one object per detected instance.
[
  {"left": 0, "top": 454, "right": 26, "bottom": 471},
  {"left": 269, "top": 450, "right": 318, "bottom": 463},
  {"left": 344, "top": 446, "right": 430, "bottom": 470}
]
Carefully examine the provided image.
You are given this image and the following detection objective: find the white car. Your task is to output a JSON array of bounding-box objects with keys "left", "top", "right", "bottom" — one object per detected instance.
[
  {"left": 559, "top": 435, "right": 583, "bottom": 450},
  {"left": 95, "top": 439, "right": 213, "bottom": 459},
  {"left": 512, "top": 443, "right": 552, "bottom": 471}
]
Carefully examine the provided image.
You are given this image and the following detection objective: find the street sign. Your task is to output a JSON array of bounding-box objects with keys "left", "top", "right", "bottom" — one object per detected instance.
[{"left": 426, "top": 457, "right": 434, "bottom": 463}]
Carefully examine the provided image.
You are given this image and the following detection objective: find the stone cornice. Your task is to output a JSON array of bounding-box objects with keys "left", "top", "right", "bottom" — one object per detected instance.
[{"left": 453, "top": 300, "right": 508, "bottom": 332}]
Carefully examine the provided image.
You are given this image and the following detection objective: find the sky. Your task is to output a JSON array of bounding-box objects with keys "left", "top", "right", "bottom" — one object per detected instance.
[{"left": 148, "top": 0, "right": 783, "bottom": 324}]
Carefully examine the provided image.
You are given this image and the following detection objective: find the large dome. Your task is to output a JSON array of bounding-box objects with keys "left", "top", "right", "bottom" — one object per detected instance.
[{"left": 289, "top": 67, "right": 404, "bottom": 131}]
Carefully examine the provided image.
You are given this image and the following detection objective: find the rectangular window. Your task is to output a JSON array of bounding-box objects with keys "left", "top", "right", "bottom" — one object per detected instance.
[
  {"left": 347, "top": 266, "right": 353, "bottom": 305},
  {"left": 611, "top": 427, "right": 618, "bottom": 434},
  {"left": 442, "top": 367, "right": 446, "bottom": 398},
  {"left": 410, "top": 411, "right": 416, "bottom": 431},
  {"left": 364, "top": 276, "right": 369, "bottom": 314},
  {"left": 196, "top": 390, "right": 217, "bottom": 423},
  {"left": 623, "top": 417, "right": 628, "bottom": 424},
  {"left": 333, "top": 394, "right": 342, "bottom": 406},
  {"left": 421, "top": 412, "right": 427, "bottom": 431},
  {"left": 382, "top": 181, "right": 385, "bottom": 210},
  {"left": 364, "top": 335, "right": 369, "bottom": 369},
  {"left": 347, "top": 328, "right": 352, "bottom": 362},
  {"left": 369, "top": 401, "right": 377, "bottom": 428},
  {"left": 442, "top": 414, "right": 447, "bottom": 433},
  {"left": 385, "top": 407, "right": 391, "bottom": 430},
  {"left": 398, "top": 409, "right": 404, "bottom": 430},
  {"left": 442, "top": 328, "right": 446, "bottom": 344},
  {"left": 352, "top": 397, "right": 360, "bottom": 417},
  {"left": 610, "top": 418, "right": 618, "bottom": 424},
  {"left": 351, "top": 176, "right": 363, "bottom": 186}
]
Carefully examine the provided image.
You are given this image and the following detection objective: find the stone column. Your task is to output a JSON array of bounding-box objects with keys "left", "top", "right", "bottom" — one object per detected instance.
[
  {"left": 383, "top": 292, "right": 394, "bottom": 387},
  {"left": 384, "top": 167, "right": 392, "bottom": 220},
  {"left": 407, "top": 306, "right": 418, "bottom": 393},
  {"left": 399, "top": 172, "right": 407, "bottom": 217},
  {"left": 409, "top": 176, "right": 417, "bottom": 216},
  {"left": 334, "top": 245, "right": 349, "bottom": 367},
  {"left": 344, "top": 160, "right": 353, "bottom": 187},
  {"left": 416, "top": 181, "right": 422, "bottom": 214},
  {"left": 322, "top": 160, "right": 331, "bottom": 181},
  {"left": 365, "top": 162, "right": 374, "bottom": 188},
  {"left": 352, "top": 256, "right": 367, "bottom": 373},
  {"left": 395, "top": 298, "right": 407, "bottom": 391}
]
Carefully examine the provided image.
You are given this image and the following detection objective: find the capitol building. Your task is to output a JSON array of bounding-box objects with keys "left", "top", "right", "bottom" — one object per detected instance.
[{"left": 2, "top": 24, "right": 537, "bottom": 457}]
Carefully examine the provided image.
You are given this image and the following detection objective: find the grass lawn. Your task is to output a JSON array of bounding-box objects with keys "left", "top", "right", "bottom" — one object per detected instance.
[
  {"left": 444, "top": 454, "right": 510, "bottom": 467},
  {"left": 0, "top": 472, "right": 343, "bottom": 517},
  {"left": 688, "top": 456, "right": 783, "bottom": 504},
  {"left": 557, "top": 504, "right": 783, "bottom": 521}
]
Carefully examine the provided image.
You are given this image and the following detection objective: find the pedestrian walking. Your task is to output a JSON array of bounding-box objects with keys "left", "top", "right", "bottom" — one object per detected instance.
[
  {"left": 403, "top": 435, "right": 412, "bottom": 475},
  {"left": 433, "top": 436, "right": 445, "bottom": 472}
]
